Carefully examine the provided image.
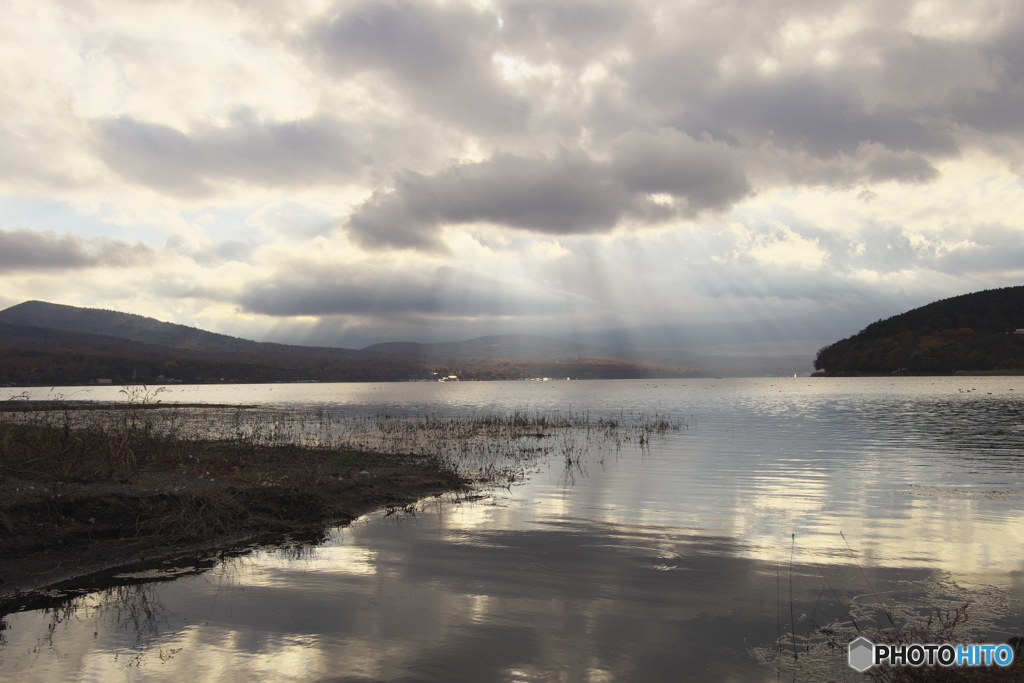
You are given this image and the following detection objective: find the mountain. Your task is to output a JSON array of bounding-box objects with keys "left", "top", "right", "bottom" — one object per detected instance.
[
  {"left": 813, "top": 286, "right": 1024, "bottom": 375},
  {"left": 0, "top": 322, "right": 202, "bottom": 359},
  {"left": 0, "top": 300, "right": 362, "bottom": 358},
  {"left": 0, "top": 321, "right": 425, "bottom": 386},
  {"left": 0, "top": 300, "right": 245, "bottom": 350},
  {"left": 0, "top": 301, "right": 701, "bottom": 384}
]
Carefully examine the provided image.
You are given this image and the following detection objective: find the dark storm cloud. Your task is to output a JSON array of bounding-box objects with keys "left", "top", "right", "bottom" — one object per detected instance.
[
  {"left": 346, "top": 144, "right": 747, "bottom": 249},
  {"left": 237, "top": 263, "right": 587, "bottom": 318},
  {"left": 0, "top": 229, "right": 152, "bottom": 272},
  {"left": 96, "top": 113, "right": 365, "bottom": 196},
  {"left": 306, "top": 0, "right": 529, "bottom": 133}
]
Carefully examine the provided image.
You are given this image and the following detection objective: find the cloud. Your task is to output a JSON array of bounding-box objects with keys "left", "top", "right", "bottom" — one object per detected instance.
[
  {"left": 497, "top": 0, "right": 637, "bottom": 67},
  {"left": 96, "top": 113, "right": 366, "bottom": 196},
  {"left": 4, "top": 0, "right": 1024, "bottom": 352},
  {"left": 247, "top": 201, "right": 337, "bottom": 240},
  {"left": 0, "top": 125, "right": 92, "bottom": 192},
  {"left": 346, "top": 152, "right": 641, "bottom": 249},
  {"left": 0, "top": 229, "right": 153, "bottom": 272},
  {"left": 868, "top": 35, "right": 1003, "bottom": 110},
  {"left": 346, "top": 142, "right": 749, "bottom": 250},
  {"left": 605, "top": 1, "right": 1023, "bottom": 189},
  {"left": 706, "top": 76, "right": 958, "bottom": 161},
  {"left": 305, "top": 0, "right": 529, "bottom": 133},
  {"left": 237, "top": 262, "right": 587, "bottom": 319},
  {"left": 925, "top": 224, "right": 1024, "bottom": 276},
  {"left": 609, "top": 130, "right": 751, "bottom": 212}
]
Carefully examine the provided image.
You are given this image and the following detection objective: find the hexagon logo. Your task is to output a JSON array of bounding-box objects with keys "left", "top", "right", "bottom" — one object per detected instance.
[{"left": 848, "top": 636, "right": 875, "bottom": 672}]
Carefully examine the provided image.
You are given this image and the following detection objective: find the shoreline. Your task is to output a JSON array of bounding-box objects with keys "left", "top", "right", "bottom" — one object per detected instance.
[
  {"left": 0, "top": 400, "right": 257, "bottom": 412},
  {"left": 0, "top": 399, "right": 674, "bottom": 605},
  {"left": 0, "top": 442, "right": 470, "bottom": 602},
  {"left": 812, "top": 370, "right": 1024, "bottom": 377}
]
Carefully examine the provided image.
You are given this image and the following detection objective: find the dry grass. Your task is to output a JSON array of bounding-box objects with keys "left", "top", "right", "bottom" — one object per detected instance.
[
  {"left": 0, "top": 388, "right": 188, "bottom": 482},
  {"left": 0, "top": 392, "right": 684, "bottom": 595}
]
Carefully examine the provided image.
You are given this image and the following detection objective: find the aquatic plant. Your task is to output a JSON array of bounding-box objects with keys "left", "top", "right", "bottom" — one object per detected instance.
[{"left": 752, "top": 533, "right": 1022, "bottom": 681}]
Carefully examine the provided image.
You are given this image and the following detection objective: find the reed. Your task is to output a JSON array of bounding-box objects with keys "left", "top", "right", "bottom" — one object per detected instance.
[
  {"left": 753, "top": 533, "right": 1022, "bottom": 681},
  {"left": 0, "top": 388, "right": 186, "bottom": 482},
  {"left": 0, "top": 394, "right": 685, "bottom": 596}
]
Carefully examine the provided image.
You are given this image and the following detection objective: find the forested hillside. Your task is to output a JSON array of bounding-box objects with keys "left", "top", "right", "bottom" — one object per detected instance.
[{"left": 814, "top": 286, "right": 1024, "bottom": 374}]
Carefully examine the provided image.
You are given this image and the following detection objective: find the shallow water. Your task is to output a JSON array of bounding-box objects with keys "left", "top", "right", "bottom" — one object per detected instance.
[{"left": 3, "top": 377, "right": 1024, "bottom": 681}]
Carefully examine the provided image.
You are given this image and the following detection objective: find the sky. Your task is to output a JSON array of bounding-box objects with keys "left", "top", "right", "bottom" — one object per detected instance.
[{"left": 2, "top": 0, "right": 1024, "bottom": 357}]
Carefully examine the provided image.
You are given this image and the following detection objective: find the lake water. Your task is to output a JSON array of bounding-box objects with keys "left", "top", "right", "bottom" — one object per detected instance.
[{"left": 2, "top": 377, "right": 1024, "bottom": 681}]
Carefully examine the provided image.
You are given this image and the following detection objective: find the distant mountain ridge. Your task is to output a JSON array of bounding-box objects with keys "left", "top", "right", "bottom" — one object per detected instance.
[
  {"left": 0, "top": 322, "right": 199, "bottom": 357},
  {"left": 0, "top": 300, "right": 366, "bottom": 358},
  {"left": 814, "top": 285, "right": 1024, "bottom": 374},
  {"left": 0, "top": 301, "right": 699, "bottom": 384},
  {"left": 0, "top": 301, "right": 621, "bottom": 361},
  {"left": 0, "top": 300, "right": 239, "bottom": 348}
]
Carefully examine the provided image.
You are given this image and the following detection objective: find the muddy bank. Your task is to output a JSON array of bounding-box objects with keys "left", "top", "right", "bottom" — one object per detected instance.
[{"left": 0, "top": 444, "right": 469, "bottom": 599}]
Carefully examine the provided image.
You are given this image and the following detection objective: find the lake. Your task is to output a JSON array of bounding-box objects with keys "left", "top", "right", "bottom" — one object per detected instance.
[{"left": 2, "top": 377, "right": 1024, "bottom": 681}]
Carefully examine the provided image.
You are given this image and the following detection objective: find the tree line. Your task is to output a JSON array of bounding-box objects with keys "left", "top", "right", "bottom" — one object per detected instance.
[{"left": 814, "top": 286, "right": 1024, "bottom": 375}]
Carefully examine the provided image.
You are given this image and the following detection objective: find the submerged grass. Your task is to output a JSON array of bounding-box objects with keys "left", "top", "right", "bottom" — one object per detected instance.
[
  {"left": 752, "top": 533, "right": 1024, "bottom": 681},
  {"left": 0, "top": 392, "right": 681, "bottom": 482}
]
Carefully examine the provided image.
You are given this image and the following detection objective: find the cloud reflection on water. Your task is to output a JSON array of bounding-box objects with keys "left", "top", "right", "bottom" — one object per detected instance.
[{"left": 3, "top": 378, "right": 1024, "bottom": 680}]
